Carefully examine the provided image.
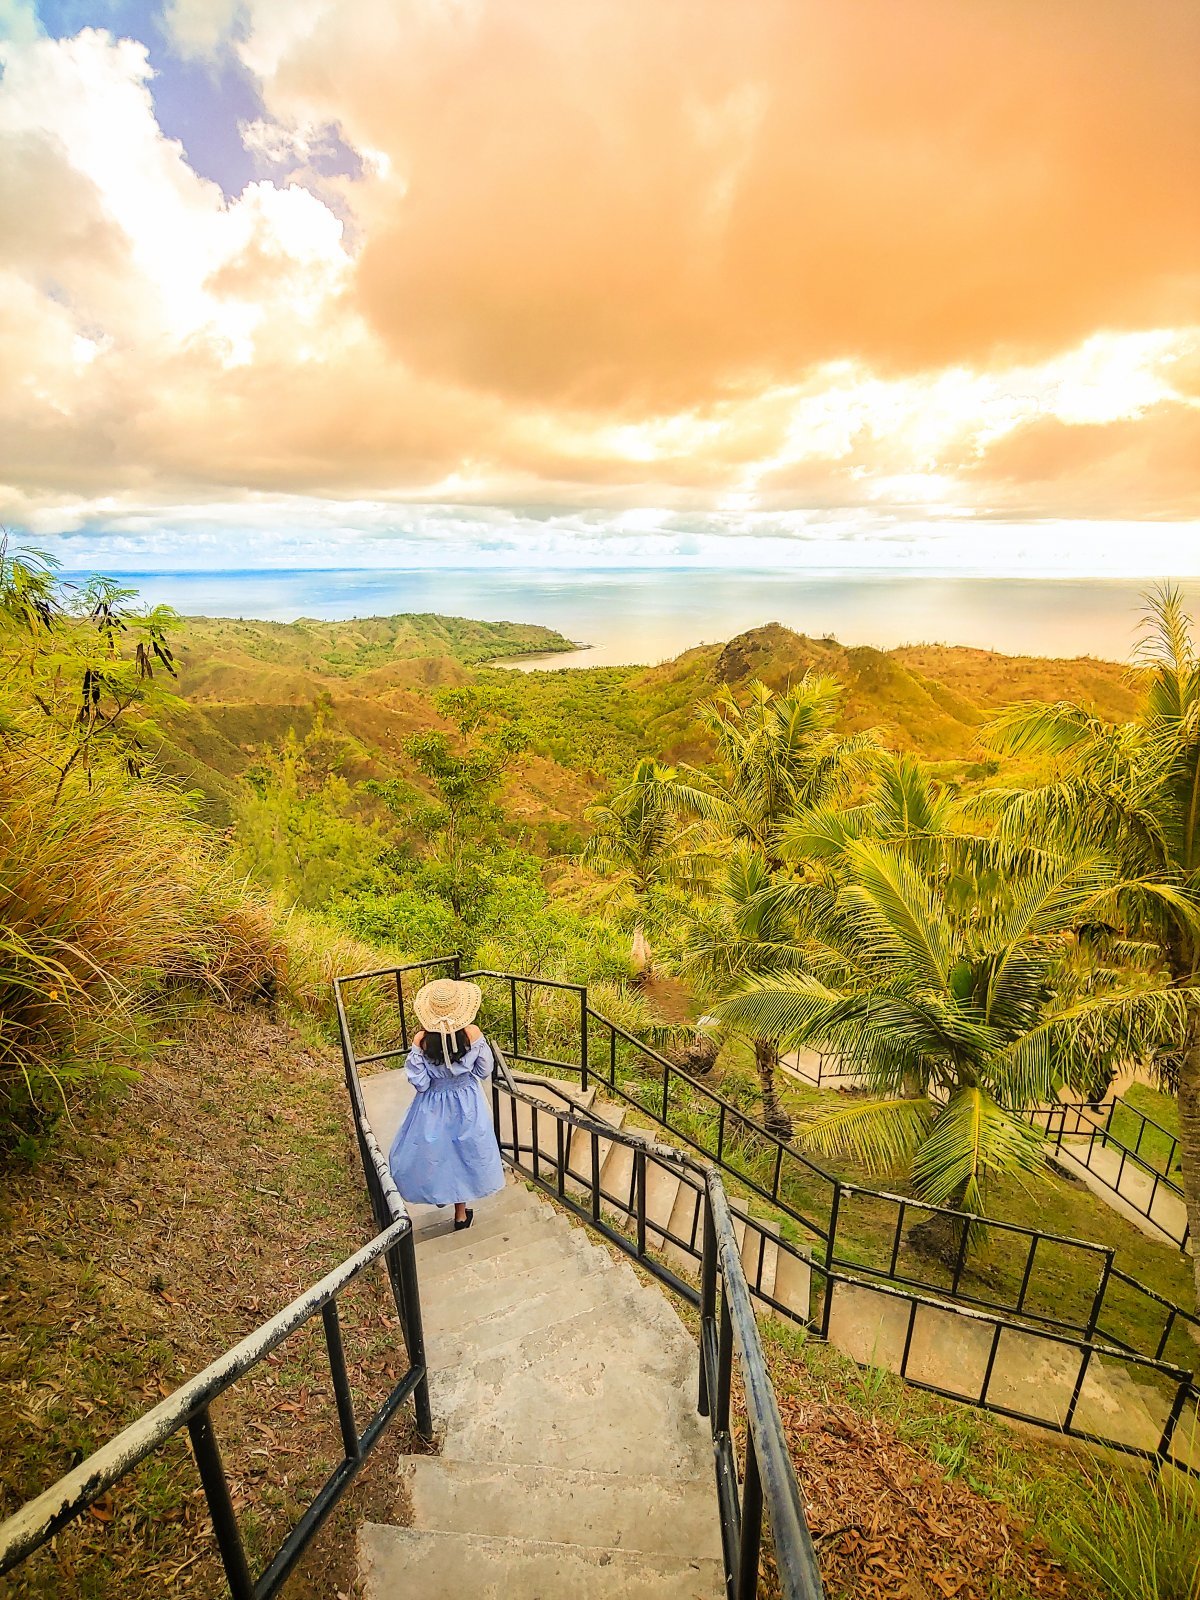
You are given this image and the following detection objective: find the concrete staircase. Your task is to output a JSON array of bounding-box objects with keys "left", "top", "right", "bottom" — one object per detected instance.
[
  {"left": 494, "top": 1070, "right": 813, "bottom": 1322},
  {"left": 359, "top": 1075, "right": 724, "bottom": 1598}
]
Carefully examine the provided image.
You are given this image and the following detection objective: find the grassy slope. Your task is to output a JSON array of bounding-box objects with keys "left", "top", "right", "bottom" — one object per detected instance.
[
  {"left": 162, "top": 613, "right": 1141, "bottom": 830},
  {"left": 0, "top": 1008, "right": 428, "bottom": 1600}
]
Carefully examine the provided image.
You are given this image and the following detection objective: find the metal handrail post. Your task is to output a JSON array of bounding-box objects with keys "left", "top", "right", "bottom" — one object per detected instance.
[
  {"left": 187, "top": 1407, "right": 254, "bottom": 1600},
  {"left": 737, "top": 1431, "right": 763, "bottom": 1600},
  {"left": 580, "top": 988, "right": 589, "bottom": 1092},
  {"left": 396, "top": 1230, "right": 433, "bottom": 1439},
  {"left": 699, "top": 1193, "right": 717, "bottom": 1416}
]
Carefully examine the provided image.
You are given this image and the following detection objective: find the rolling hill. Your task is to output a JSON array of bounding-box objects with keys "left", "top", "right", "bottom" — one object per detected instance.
[{"left": 157, "top": 611, "right": 1140, "bottom": 831}]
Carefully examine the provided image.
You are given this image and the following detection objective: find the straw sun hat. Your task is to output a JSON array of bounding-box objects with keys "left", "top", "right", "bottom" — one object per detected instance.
[{"left": 413, "top": 977, "right": 483, "bottom": 1054}]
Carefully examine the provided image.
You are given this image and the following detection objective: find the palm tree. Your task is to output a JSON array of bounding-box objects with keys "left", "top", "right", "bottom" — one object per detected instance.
[
  {"left": 673, "top": 676, "right": 882, "bottom": 867},
  {"left": 714, "top": 835, "right": 1185, "bottom": 1236},
  {"left": 680, "top": 847, "right": 804, "bottom": 1136},
  {"left": 583, "top": 758, "right": 699, "bottom": 979},
  {"left": 982, "top": 584, "right": 1200, "bottom": 1304}
]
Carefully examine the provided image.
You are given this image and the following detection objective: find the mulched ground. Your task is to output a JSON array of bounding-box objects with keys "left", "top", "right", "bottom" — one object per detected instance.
[
  {"left": 0, "top": 1008, "right": 429, "bottom": 1600},
  {"left": 785, "top": 1400, "right": 1073, "bottom": 1600}
]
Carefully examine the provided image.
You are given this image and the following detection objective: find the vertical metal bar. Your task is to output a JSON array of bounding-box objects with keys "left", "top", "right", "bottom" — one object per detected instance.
[
  {"left": 899, "top": 1296, "right": 918, "bottom": 1376},
  {"left": 949, "top": 1213, "right": 970, "bottom": 1297},
  {"left": 1155, "top": 1306, "right": 1177, "bottom": 1363},
  {"left": 978, "top": 1322, "right": 1003, "bottom": 1405},
  {"left": 322, "top": 1301, "right": 361, "bottom": 1461},
  {"left": 186, "top": 1407, "right": 254, "bottom": 1600},
  {"left": 609, "top": 1025, "right": 616, "bottom": 1088},
  {"left": 591, "top": 1129, "right": 601, "bottom": 1224},
  {"left": 700, "top": 1189, "right": 717, "bottom": 1415},
  {"left": 1062, "top": 1346, "right": 1092, "bottom": 1434},
  {"left": 395, "top": 971, "right": 409, "bottom": 1051},
  {"left": 1015, "top": 1234, "right": 1038, "bottom": 1314},
  {"left": 532, "top": 1103, "right": 541, "bottom": 1183},
  {"left": 396, "top": 1231, "right": 433, "bottom": 1439},
  {"left": 888, "top": 1202, "right": 906, "bottom": 1280},
  {"left": 736, "top": 1430, "right": 763, "bottom": 1600},
  {"left": 717, "top": 1102, "right": 727, "bottom": 1165},
  {"left": 771, "top": 1144, "right": 783, "bottom": 1201},
  {"left": 556, "top": 1118, "right": 566, "bottom": 1199},
  {"left": 1085, "top": 1250, "right": 1114, "bottom": 1339},
  {"left": 635, "top": 1147, "right": 647, "bottom": 1258},
  {"left": 451, "top": 951, "right": 462, "bottom": 978},
  {"left": 1155, "top": 1378, "right": 1190, "bottom": 1466},
  {"left": 580, "top": 992, "right": 589, "bottom": 1093},
  {"left": 662, "top": 1066, "right": 670, "bottom": 1124},
  {"left": 509, "top": 976, "right": 519, "bottom": 1058},
  {"left": 826, "top": 1180, "right": 842, "bottom": 1271}
]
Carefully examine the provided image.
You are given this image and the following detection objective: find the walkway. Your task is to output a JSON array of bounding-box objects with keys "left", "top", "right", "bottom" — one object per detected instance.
[{"left": 358, "top": 1069, "right": 724, "bottom": 1598}]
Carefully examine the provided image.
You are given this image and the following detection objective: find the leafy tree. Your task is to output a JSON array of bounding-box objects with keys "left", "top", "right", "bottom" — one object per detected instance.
[
  {"left": 674, "top": 676, "right": 882, "bottom": 868},
  {"left": 667, "top": 675, "right": 881, "bottom": 1124},
  {"left": 582, "top": 758, "right": 700, "bottom": 977},
  {"left": 716, "top": 834, "right": 1184, "bottom": 1235},
  {"left": 983, "top": 585, "right": 1200, "bottom": 1304},
  {"left": 369, "top": 720, "right": 530, "bottom": 917},
  {"left": 1, "top": 536, "right": 180, "bottom": 802},
  {"left": 680, "top": 847, "right": 804, "bottom": 1135}
]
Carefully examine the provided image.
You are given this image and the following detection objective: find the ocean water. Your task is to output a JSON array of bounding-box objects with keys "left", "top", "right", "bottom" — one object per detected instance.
[{"left": 62, "top": 567, "right": 1200, "bottom": 668}]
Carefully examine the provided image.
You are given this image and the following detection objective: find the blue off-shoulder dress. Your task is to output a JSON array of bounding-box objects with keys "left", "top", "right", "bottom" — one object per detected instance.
[{"left": 387, "top": 1037, "right": 505, "bottom": 1206}]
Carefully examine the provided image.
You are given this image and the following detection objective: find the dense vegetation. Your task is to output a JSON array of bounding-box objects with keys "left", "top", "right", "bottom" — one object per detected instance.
[{"left": 4, "top": 541, "right": 1200, "bottom": 1597}]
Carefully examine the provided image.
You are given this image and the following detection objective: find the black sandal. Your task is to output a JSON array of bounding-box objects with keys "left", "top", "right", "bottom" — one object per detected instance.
[{"left": 453, "top": 1209, "right": 474, "bottom": 1231}]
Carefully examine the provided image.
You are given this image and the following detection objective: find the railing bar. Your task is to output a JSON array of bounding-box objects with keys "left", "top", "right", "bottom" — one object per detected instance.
[
  {"left": 187, "top": 1407, "right": 254, "bottom": 1600},
  {"left": 321, "top": 1302, "right": 361, "bottom": 1461},
  {"left": 736, "top": 1431, "right": 764, "bottom": 1600}
]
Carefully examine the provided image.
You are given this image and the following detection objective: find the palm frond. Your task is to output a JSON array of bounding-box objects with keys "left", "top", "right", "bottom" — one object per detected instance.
[
  {"left": 910, "top": 1087, "right": 1045, "bottom": 1209},
  {"left": 841, "top": 838, "right": 954, "bottom": 988},
  {"left": 797, "top": 1097, "right": 934, "bottom": 1176}
]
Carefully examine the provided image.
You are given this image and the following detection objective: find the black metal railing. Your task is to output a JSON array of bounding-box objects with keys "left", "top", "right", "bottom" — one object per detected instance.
[
  {"left": 334, "top": 966, "right": 825, "bottom": 1598},
  {"left": 0, "top": 1220, "right": 431, "bottom": 1596},
  {"left": 339, "top": 958, "right": 1199, "bottom": 1480},
  {"left": 1020, "top": 1097, "right": 1189, "bottom": 1251}
]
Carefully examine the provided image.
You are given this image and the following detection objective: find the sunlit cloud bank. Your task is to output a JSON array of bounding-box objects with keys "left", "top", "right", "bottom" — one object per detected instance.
[{"left": 1, "top": 1, "right": 1198, "bottom": 572}]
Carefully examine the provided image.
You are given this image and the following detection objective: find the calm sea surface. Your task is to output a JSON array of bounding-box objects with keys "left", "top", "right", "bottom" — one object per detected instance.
[{"left": 65, "top": 568, "right": 1200, "bottom": 668}]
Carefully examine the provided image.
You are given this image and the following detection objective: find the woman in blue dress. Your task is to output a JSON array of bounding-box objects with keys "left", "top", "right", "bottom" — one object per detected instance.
[{"left": 388, "top": 978, "right": 504, "bottom": 1230}]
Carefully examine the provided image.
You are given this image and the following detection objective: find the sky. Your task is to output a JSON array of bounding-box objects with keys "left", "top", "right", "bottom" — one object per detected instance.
[{"left": 0, "top": 0, "right": 1198, "bottom": 574}]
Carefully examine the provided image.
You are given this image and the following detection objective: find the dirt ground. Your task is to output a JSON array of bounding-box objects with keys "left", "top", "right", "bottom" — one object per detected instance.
[{"left": 0, "top": 1008, "right": 430, "bottom": 1600}]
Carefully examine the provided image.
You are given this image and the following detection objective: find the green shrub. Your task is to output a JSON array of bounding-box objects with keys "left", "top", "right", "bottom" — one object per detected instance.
[{"left": 1059, "top": 1458, "right": 1200, "bottom": 1600}]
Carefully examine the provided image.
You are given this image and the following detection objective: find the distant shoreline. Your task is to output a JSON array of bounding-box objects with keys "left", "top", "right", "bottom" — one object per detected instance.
[{"left": 55, "top": 568, "right": 1200, "bottom": 668}]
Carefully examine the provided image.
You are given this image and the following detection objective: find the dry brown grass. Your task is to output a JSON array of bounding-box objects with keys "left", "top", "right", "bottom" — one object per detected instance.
[{"left": 0, "top": 1008, "right": 427, "bottom": 1600}]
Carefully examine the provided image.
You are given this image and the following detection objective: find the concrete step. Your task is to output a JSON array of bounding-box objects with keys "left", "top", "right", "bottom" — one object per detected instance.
[
  {"left": 428, "top": 1260, "right": 642, "bottom": 1368},
  {"left": 416, "top": 1212, "right": 560, "bottom": 1267},
  {"left": 772, "top": 1240, "right": 812, "bottom": 1322},
  {"left": 409, "top": 1180, "right": 545, "bottom": 1243},
  {"left": 495, "top": 1081, "right": 598, "bottom": 1162},
  {"left": 564, "top": 1102, "right": 628, "bottom": 1192},
  {"left": 401, "top": 1458, "right": 721, "bottom": 1559},
  {"left": 643, "top": 1160, "right": 684, "bottom": 1246},
  {"left": 424, "top": 1237, "right": 630, "bottom": 1339},
  {"left": 360, "top": 1525, "right": 724, "bottom": 1599},
  {"left": 421, "top": 1231, "right": 605, "bottom": 1321},
  {"left": 430, "top": 1297, "right": 709, "bottom": 1477},
  {"left": 599, "top": 1139, "right": 638, "bottom": 1216}
]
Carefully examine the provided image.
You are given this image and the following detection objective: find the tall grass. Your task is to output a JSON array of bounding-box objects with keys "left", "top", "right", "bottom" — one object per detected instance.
[
  {"left": 0, "top": 747, "right": 284, "bottom": 1148},
  {"left": 1058, "top": 1457, "right": 1200, "bottom": 1600}
]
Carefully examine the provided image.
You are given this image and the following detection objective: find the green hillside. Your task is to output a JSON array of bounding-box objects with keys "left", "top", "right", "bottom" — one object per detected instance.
[{"left": 159, "top": 612, "right": 1139, "bottom": 827}]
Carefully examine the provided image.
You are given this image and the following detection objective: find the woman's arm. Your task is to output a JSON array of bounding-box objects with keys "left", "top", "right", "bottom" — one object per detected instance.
[
  {"left": 469, "top": 1037, "right": 495, "bottom": 1080},
  {"left": 404, "top": 1045, "right": 431, "bottom": 1092}
]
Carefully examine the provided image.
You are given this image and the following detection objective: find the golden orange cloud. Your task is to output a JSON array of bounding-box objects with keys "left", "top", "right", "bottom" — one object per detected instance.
[{"left": 0, "top": 0, "right": 1197, "bottom": 557}]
